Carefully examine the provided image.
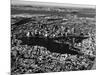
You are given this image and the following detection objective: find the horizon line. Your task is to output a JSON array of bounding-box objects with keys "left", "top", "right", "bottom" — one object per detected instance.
[{"left": 11, "top": 0, "right": 96, "bottom": 9}]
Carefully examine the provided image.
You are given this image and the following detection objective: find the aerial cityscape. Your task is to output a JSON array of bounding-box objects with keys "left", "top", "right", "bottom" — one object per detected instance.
[{"left": 11, "top": 0, "right": 96, "bottom": 75}]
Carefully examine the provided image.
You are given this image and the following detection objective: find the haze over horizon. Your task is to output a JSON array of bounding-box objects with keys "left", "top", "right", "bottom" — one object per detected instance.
[{"left": 11, "top": 0, "right": 96, "bottom": 9}]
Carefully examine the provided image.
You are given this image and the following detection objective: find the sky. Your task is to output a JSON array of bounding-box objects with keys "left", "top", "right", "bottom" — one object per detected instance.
[{"left": 11, "top": 0, "right": 96, "bottom": 9}]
